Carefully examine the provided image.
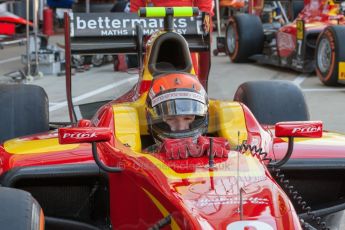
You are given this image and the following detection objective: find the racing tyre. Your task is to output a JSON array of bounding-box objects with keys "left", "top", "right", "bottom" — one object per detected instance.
[
  {"left": 225, "top": 14, "right": 264, "bottom": 63},
  {"left": 315, "top": 26, "right": 345, "bottom": 86},
  {"left": 0, "top": 84, "right": 49, "bottom": 143},
  {"left": 234, "top": 81, "right": 309, "bottom": 125},
  {"left": 0, "top": 187, "right": 44, "bottom": 230}
]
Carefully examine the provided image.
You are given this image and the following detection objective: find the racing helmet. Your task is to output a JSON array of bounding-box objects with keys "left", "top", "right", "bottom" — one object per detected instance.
[{"left": 146, "top": 73, "right": 208, "bottom": 143}]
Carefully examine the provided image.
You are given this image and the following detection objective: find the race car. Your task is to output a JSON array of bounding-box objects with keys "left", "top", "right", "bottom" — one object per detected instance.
[
  {"left": 225, "top": 0, "right": 345, "bottom": 86},
  {"left": 0, "top": 1, "right": 33, "bottom": 36},
  {"left": 0, "top": 7, "right": 345, "bottom": 230}
]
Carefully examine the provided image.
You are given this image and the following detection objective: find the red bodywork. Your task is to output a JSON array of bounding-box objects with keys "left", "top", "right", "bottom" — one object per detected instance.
[
  {"left": 0, "top": 7, "right": 33, "bottom": 35},
  {"left": 0, "top": 101, "right": 307, "bottom": 229},
  {"left": 1, "top": 9, "right": 345, "bottom": 230},
  {"left": 277, "top": 0, "right": 345, "bottom": 58},
  {"left": 1, "top": 92, "right": 345, "bottom": 229}
]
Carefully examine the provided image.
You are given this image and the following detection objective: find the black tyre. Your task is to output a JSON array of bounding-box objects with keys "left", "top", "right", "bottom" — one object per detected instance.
[
  {"left": 315, "top": 26, "right": 345, "bottom": 86},
  {"left": 234, "top": 81, "right": 309, "bottom": 125},
  {"left": 225, "top": 14, "right": 264, "bottom": 63},
  {"left": 213, "top": 49, "right": 219, "bottom": 56},
  {"left": 0, "top": 84, "right": 49, "bottom": 143},
  {"left": 0, "top": 187, "right": 44, "bottom": 230}
]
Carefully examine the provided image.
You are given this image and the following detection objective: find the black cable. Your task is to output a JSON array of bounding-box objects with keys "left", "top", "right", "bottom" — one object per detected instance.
[
  {"left": 236, "top": 142, "right": 329, "bottom": 230},
  {"left": 148, "top": 215, "right": 171, "bottom": 230},
  {"left": 271, "top": 167, "right": 329, "bottom": 230},
  {"left": 91, "top": 142, "right": 123, "bottom": 173}
]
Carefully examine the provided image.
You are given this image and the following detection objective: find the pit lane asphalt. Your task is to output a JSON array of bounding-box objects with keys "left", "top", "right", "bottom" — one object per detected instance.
[{"left": 0, "top": 33, "right": 345, "bottom": 133}]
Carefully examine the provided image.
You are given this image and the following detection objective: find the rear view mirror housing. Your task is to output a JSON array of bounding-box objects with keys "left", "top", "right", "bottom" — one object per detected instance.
[
  {"left": 270, "top": 121, "right": 322, "bottom": 168},
  {"left": 58, "top": 127, "right": 112, "bottom": 144},
  {"left": 275, "top": 121, "right": 323, "bottom": 138}
]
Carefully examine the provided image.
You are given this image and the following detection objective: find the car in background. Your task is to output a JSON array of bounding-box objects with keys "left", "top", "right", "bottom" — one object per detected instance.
[{"left": 225, "top": 0, "right": 345, "bottom": 86}]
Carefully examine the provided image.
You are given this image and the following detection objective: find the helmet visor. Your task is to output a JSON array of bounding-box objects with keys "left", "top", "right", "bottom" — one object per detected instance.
[{"left": 153, "top": 99, "right": 207, "bottom": 117}]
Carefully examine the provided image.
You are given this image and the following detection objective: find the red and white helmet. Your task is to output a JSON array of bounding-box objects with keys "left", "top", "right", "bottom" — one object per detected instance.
[{"left": 146, "top": 73, "right": 208, "bottom": 143}]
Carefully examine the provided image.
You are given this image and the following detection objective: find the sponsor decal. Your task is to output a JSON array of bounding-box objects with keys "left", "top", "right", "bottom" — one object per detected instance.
[
  {"left": 227, "top": 221, "right": 274, "bottom": 230},
  {"left": 338, "top": 62, "right": 345, "bottom": 80},
  {"left": 151, "top": 91, "right": 205, "bottom": 107},
  {"left": 193, "top": 196, "right": 269, "bottom": 207},
  {"left": 277, "top": 32, "right": 295, "bottom": 51},
  {"left": 296, "top": 20, "right": 304, "bottom": 40},
  {"left": 71, "top": 13, "right": 202, "bottom": 37},
  {"left": 63, "top": 132, "right": 97, "bottom": 139},
  {"left": 292, "top": 126, "right": 321, "bottom": 134}
]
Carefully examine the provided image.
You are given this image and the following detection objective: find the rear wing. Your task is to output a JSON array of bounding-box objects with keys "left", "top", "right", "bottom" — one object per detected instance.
[
  {"left": 63, "top": 10, "right": 211, "bottom": 123},
  {"left": 66, "top": 12, "right": 211, "bottom": 55}
]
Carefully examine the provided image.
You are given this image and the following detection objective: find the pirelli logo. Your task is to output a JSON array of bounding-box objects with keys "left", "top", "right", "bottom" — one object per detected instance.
[{"left": 339, "top": 62, "right": 345, "bottom": 80}]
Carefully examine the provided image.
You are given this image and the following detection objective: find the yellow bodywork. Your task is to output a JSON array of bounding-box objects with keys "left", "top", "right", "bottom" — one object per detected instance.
[
  {"left": 4, "top": 138, "right": 80, "bottom": 155},
  {"left": 112, "top": 92, "right": 248, "bottom": 152}
]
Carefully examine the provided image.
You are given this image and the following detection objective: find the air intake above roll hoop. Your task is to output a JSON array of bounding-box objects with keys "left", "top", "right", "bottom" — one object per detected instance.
[{"left": 138, "top": 7, "right": 200, "bottom": 18}]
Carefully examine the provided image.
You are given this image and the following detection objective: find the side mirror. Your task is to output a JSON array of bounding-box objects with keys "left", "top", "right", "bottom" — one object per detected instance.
[
  {"left": 58, "top": 127, "right": 112, "bottom": 144},
  {"left": 270, "top": 121, "right": 322, "bottom": 168},
  {"left": 58, "top": 127, "right": 121, "bottom": 173},
  {"left": 275, "top": 121, "right": 323, "bottom": 138}
]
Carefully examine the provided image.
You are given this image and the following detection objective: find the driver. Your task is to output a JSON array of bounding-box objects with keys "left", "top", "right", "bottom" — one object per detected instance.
[{"left": 146, "top": 73, "right": 230, "bottom": 159}]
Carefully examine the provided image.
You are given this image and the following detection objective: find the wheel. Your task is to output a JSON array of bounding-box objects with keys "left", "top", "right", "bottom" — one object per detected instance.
[
  {"left": 234, "top": 81, "right": 309, "bottom": 125},
  {"left": 0, "top": 84, "right": 49, "bottom": 143},
  {"left": 315, "top": 26, "right": 345, "bottom": 86},
  {"left": 0, "top": 187, "right": 44, "bottom": 230},
  {"left": 213, "top": 49, "right": 219, "bottom": 56},
  {"left": 225, "top": 14, "right": 264, "bottom": 63}
]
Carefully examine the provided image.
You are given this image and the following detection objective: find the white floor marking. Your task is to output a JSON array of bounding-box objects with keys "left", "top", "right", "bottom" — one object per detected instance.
[
  {"left": 302, "top": 88, "right": 345, "bottom": 92},
  {"left": 0, "top": 56, "right": 21, "bottom": 65},
  {"left": 293, "top": 75, "right": 306, "bottom": 86},
  {"left": 49, "top": 76, "right": 137, "bottom": 112}
]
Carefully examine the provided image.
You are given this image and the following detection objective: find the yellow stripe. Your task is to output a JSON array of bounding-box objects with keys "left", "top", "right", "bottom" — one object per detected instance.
[
  {"left": 142, "top": 188, "right": 181, "bottom": 230},
  {"left": 134, "top": 151, "right": 264, "bottom": 179},
  {"left": 4, "top": 138, "right": 79, "bottom": 154}
]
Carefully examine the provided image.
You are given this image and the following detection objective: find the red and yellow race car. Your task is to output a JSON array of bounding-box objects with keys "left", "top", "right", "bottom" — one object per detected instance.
[
  {"left": 225, "top": 0, "right": 345, "bottom": 86},
  {"left": 0, "top": 7, "right": 345, "bottom": 230}
]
